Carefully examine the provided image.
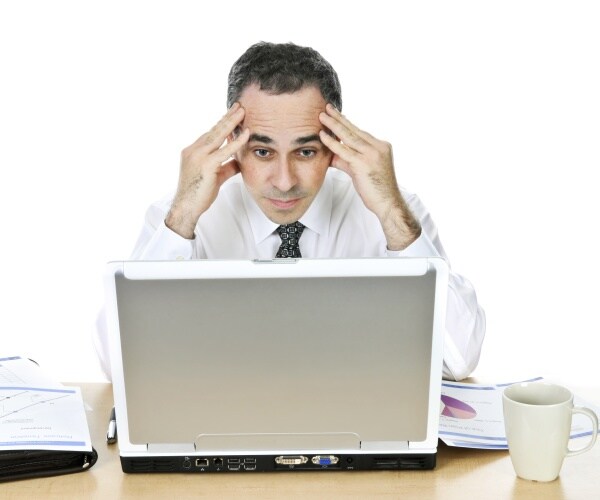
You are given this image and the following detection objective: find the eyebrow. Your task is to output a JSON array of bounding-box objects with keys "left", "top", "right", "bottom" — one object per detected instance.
[
  {"left": 248, "top": 134, "right": 273, "bottom": 144},
  {"left": 248, "top": 133, "right": 323, "bottom": 145}
]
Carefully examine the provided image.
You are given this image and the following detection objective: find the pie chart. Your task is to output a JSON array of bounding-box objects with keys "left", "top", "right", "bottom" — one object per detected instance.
[{"left": 440, "top": 395, "right": 477, "bottom": 419}]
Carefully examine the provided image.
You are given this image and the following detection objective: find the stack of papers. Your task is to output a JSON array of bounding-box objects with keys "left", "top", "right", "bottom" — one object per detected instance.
[
  {"left": 439, "top": 377, "right": 600, "bottom": 449},
  {"left": 0, "top": 356, "right": 92, "bottom": 452}
]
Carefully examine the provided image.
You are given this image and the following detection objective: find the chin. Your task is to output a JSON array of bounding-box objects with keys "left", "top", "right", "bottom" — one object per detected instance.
[
  {"left": 269, "top": 215, "right": 299, "bottom": 225},
  {"left": 262, "top": 205, "right": 308, "bottom": 226}
]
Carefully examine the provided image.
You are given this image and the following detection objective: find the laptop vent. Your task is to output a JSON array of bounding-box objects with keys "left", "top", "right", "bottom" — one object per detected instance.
[
  {"left": 399, "top": 457, "right": 428, "bottom": 470},
  {"left": 373, "top": 456, "right": 429, "bottom": 470},
  {"left": 129, "top": 459, "right": 178, "bottom": 472}
]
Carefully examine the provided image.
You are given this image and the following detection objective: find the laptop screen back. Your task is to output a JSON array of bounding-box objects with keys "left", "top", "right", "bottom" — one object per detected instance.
[{"left": 114, "top": 263, "right": 439, "bottom": 450}]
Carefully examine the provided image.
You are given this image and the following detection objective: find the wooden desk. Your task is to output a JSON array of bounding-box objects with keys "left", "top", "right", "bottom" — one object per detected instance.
[{"left": 3, "top": 383, "right": 599, "bottom": 499}]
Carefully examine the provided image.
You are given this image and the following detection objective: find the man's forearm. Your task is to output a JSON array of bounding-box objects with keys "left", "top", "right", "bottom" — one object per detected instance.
[
  {"left": 165, "top": 202, "right": 199, "bottom": 240},
  {"left": 379, "top": 202, "right": 422, "bottom": 251}
]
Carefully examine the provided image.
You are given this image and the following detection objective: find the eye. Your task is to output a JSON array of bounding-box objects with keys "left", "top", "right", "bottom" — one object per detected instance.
[
  {"left": 253, "top": 149, "right": 271, "bottom": 158},
  {"left": 298, "top": 149, "right": 316, "bottom": 159}
]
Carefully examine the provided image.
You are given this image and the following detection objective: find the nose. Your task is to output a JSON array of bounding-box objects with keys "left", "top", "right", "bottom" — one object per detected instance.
[{"left": 271, "top": 156, "right": 297, "bottom": 192}]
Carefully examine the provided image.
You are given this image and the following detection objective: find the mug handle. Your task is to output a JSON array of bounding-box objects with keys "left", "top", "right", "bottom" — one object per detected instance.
[{"left": 567, "top": 407, "right": 599, "bottom": 457}]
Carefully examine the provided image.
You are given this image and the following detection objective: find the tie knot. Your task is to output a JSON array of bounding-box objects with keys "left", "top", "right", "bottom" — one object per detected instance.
[{"left": 276, "top": 222, "right": 305, "bottom": 258}]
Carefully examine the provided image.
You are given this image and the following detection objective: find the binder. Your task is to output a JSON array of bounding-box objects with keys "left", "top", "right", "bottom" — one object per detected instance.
[
  {"left": 0, "top": 356, "right": 97, "bottom": 482},
  {"left": 0, "top": 448, "right": 98, "bottom": 482}
]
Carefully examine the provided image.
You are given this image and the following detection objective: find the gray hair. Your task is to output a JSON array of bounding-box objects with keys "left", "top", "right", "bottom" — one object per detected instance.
[{"left": 227, "top": 42, "right": 342, "bottom": 111}]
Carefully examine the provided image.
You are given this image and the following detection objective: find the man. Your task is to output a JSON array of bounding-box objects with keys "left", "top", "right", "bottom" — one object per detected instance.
[{"left": 95, "top": 42, "right": 485, "bottom": 380}]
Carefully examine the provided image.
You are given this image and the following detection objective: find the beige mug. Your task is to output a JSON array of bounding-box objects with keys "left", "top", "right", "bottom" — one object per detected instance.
[{"left": 502, "top": 382, "right": 598, "bottom": 482}]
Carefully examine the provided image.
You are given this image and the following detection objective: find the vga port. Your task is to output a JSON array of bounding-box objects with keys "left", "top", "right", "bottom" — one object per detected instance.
[{"left": 311, "top": 455, "right": 339, "bottom": 466}]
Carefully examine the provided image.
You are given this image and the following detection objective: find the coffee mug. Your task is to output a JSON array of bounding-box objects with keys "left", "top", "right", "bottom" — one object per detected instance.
[{"left": 502, "top": 382, "right": 598, "bottom": 482}]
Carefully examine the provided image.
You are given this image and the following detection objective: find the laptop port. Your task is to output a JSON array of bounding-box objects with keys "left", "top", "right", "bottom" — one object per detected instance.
[
  {"left": 373, "top": 457, "right": 400, "bottom": 469},
  {"left": 227, "top": 458, "right": 241, "bottom": 470},
  {"left": 275, "top": 455, "right": 308, "bottom": 465},
  {"left": 311, "top": 455, "right": 339, "bottom": 466},
  {"left": 243, "top": 457, "right": 257, "bottom": 470},
  {"left": 195, "top": 458, "right": 210, "bottom": 467},
  {"left": 213, "top": 457, "right": 224, "bottom": 467}
]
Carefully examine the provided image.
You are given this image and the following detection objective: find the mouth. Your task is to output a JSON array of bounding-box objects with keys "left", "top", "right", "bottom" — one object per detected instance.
[{"left": 267, "top": 198, "right": 301, "bottom": 209}]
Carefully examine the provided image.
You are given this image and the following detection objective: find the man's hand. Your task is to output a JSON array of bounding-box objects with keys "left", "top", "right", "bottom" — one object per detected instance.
[
  {"left": 165, "top": 103, "right": 250, "bottom": 239},
  {"left": 319, "top": 104, "right": 421, "bottom": 251}
]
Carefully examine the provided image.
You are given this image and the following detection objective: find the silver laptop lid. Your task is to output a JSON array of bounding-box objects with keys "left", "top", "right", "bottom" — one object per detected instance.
[{"left": 105, "top": 258, "right": 447, "bottom": 453}]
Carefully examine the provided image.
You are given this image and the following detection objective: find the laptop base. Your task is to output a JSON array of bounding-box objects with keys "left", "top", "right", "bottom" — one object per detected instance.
[{"left": 121, "top": 452, "right": 436, "bottom": 473}]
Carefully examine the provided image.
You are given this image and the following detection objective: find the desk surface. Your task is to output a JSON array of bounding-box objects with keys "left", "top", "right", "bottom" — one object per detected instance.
[{"left": 3, "top": 383, "right": 599, "bottom": 499}]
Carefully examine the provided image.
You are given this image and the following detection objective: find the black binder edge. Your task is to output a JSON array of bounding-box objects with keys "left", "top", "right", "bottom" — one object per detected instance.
[{"left": 0, "top": 447, "right": 98, "bottom": 482}]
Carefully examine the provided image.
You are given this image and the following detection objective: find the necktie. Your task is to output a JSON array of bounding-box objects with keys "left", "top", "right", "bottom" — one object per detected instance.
[{"left": 275, "top": 222, "right": 305, "bottom": 258}]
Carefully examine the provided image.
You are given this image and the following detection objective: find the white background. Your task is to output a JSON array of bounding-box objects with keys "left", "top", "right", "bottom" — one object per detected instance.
[{"left": 1, "top": 1, "right": 598, "bottom": 386}]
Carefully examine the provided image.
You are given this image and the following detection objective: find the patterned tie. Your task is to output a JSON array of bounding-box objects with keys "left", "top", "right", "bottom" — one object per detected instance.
[{"left": 275, "top": 222, "right": 305, "bottom": 258}]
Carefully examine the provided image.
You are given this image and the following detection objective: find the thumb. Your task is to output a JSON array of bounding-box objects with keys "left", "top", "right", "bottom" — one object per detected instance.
[
  {"left": 330, "top": 154, "right": 351, "bottom": 175},
  {"left": 217, "top": 158, "right": 241, "bottom": 185}
]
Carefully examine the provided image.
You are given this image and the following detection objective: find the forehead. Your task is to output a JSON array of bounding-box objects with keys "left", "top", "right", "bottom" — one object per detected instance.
[{"left": 238, "top": 84, "right": 327, "bottom": 140}]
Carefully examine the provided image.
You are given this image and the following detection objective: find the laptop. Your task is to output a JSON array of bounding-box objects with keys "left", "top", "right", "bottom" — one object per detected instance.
[{"left": 104, "top": 257, "right": 448, "bottom": 473}]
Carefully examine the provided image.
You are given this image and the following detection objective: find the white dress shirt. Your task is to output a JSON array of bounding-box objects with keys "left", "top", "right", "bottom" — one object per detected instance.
[{"left": 95, "top": 169, "right": 485, "bottom": 380}]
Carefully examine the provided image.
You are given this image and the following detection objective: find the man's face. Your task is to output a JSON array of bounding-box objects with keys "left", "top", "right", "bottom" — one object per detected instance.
[{"left": 234, "top": 84, "right": 333, "bottom": 225}]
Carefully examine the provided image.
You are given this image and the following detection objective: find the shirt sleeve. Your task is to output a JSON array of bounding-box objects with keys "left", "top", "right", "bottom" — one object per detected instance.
[
  {"left": 93, "top": 200, "right": 196, "bottom": 379},
  {"left": 385, "top": 231, "right": 440, "bottom": 258},
  {"left": 129, "top": 198, "right": 196, "bottom": 260},
  {"left": 397, "top": 191, "right": 486, "bottom": 381}
]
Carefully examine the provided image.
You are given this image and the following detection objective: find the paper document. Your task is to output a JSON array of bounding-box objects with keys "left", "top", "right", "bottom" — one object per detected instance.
[
  {"left": 439, "top": 377, "right": 600, "bottom": 449},
  {"left": 0, "top": 356, "right": 92, "bottom": 452},
  {"left": 0, "top": 355, "right": 62, "bottom": 388}
]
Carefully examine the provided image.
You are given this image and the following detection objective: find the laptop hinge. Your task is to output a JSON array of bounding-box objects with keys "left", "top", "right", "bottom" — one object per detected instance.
[
  {"left": 147, "top": 443, "right": 196, "bottom": 454},
  {"left": 253, "top": 259, "right": 299, "bottom": 264},
  {"left": 360, "top": 441, "right": 409, "bottom": 451}
]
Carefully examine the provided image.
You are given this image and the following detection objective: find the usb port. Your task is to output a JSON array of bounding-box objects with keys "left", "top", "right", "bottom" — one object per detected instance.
[
  {"left": 243, "top": 457, "right": 257, "bottom": 470},
  {"left": 227, "top": 458, "right": 242, "bottom": 470}
]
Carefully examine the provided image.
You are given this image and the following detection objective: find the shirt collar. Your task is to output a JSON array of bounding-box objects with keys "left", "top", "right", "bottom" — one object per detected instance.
[{"left": 241, "top": 170, "right": 333, "bottom": 245}]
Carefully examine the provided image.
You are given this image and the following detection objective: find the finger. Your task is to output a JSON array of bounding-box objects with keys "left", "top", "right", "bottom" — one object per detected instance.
[
  {"left": 213, "top": 127, "right": 250, "bottom": 163},
  {"left": 206, "top": 105, "right": 246, "bottom": 146},
  {"left": 319, "top": 130, "right": 359, "bottom": 166},
  {"left": 192, "top": 104, "right": 245, "bottom": 150},
  {"left": 325, "top": 103, "right": 376, "bottom": 145},
  {"left": 319, "top": 112, "right": 370, "bottom": 153},
  {"left": 329, "top": 154, "right": 351, "bottom": 175}
]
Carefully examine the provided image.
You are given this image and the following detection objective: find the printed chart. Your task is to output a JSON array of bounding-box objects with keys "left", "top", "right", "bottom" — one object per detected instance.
[{"left": 440, "top": 395, "right": 477, "bottom": 419}]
